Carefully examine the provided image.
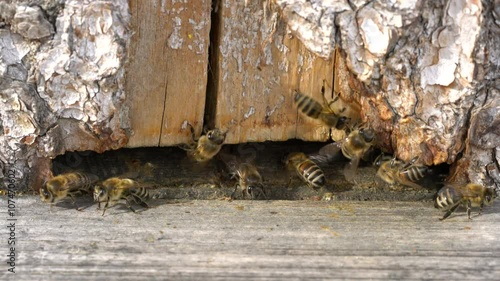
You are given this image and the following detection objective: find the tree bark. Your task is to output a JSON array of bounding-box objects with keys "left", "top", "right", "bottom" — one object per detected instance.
[
  {"left": 1, "top": 0, "right": 130, "bottom": 191},
  {"left": 273, "top": 0, "right": 500, "bottom": 191}
]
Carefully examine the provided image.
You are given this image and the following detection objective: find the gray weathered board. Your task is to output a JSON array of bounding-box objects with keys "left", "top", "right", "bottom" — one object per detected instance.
[{"left": 3, "top": 197, "right": 500, "bottom": 280}]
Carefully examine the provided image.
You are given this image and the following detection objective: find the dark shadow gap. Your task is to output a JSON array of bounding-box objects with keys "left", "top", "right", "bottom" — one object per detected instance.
[{"left": 51, "top": 141, "right": 445, "bottom": 202}]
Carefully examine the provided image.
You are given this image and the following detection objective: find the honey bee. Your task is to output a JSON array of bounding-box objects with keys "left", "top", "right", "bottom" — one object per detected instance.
[
  {"left": 39, "top": 172, "right": 99, "bottom": 208},
  {"left": 375, "top": 155, "right": 428, "bottom": 189},
  {"left": 294, "top": 90, "right": 348, "bottom": 130},
  {"left": 93, "top": 177, "right": 150, "bottom": 216},
  {"left": 285, "top": 152, "right": 326, "bottom": 190},
  {"left": 231, "top": 163, "right": 266, "bottom": 200},
  {"left": 313, "top": 127, "right": 375, "bottom": 183},
  {"left": 218, "top": 152, "right": 266, "bottom": 200},
  {"left": 181, "top": 123, "right": 226, "bottom": 162},
  {"left": 435, "top": 183, "right": 497, "bottom": 221},
  {"left": 293, "top": 81, "right": 360, "bottom": 130}
]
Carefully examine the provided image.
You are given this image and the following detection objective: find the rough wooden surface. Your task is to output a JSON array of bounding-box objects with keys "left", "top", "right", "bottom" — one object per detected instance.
[
  {"left": 5, "top": 197, "right": 500, "bottom": 280},
  {"left": 126, "top": 0, "right": 211, "bottom": 147},
  {"left": 208, "top": 0, "right": 335, "bottom": 143},
  {"left": 0, "top": 0, "right": 132, "bottom": 191}
]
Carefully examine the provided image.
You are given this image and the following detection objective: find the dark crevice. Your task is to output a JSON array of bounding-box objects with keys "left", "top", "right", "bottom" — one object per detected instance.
[
  {"left": 203, "top": 1, "right": 222, "bottom": 131},
  {"left": 49, "top": 140, "right": 443, "bottom": 201}
]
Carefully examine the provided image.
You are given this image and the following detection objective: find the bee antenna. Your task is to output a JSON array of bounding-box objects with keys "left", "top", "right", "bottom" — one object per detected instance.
[{"left": 373, "top": 153, "right": 384, "bottom": 166}]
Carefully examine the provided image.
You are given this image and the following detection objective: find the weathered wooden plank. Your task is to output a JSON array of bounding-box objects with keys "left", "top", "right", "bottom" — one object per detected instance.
[
  {"left": 8, "top": 197, "right": 500, "bottom": 280},
  {"left": 126, "top": 0, "right": 210, "bottom": 147},
  {"left": 210, "top": 0, "right": 334, "bottom": 144}
]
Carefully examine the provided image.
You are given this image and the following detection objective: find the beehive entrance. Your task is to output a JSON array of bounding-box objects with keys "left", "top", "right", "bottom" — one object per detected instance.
[{"left": 50, "top": 141, "right": 445, "bottom": 202}]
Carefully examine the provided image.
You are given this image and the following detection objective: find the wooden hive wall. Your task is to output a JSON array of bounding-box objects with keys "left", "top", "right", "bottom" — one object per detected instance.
[{"left": 125, "top": 0, "right": 336, "bottom": 147}]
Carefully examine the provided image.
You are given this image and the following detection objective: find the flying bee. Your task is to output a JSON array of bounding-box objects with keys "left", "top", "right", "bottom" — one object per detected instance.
[
  {"left": 312, "top": 127, "right": 375, "bottom": 183},
  {"left": 294, "top": 90, "right": 348, "bottom": 130},
  {"left": 218, "top": 152, "right": 266, "bottom": 200},
  {"left": 375, "top": 155, "right": 428, "bottom": 189},
  {"left": 93, "top": 177, "right": 150, "bottom": 216},
  {"left": 293, "top": 81, "right": 360, "bottom": 130},
  {"left": 285, "top": 152, "right": 326, "bottom": 190},
  {"left": 181, "top": 123, "right": 227, "bottom": 163},
  {"left": 435, "top": 183, "right": 497, "bottom": 221},
  {"left": 39, "top": 172, "right": 99, "bottom": 209}
]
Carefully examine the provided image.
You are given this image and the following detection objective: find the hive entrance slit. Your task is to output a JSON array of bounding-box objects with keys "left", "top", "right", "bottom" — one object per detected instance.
[{"left": 51, "top": 141, "right": 447, "bottom": 202}]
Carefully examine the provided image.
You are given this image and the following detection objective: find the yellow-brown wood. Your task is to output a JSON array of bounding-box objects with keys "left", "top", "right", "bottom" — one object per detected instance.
[
  {"left": 210, "top": 0, "right": 335, "bottom": 144},
  {"left": 126, "top": 0, "right": 211, "bottom": 147}
]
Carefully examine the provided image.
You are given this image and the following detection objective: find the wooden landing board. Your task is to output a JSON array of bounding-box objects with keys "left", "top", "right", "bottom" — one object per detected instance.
[
  {"left": 126, "top": 0, "right": 211, "bottom": 147},
  {"left": 210, "top": 0, "right": 335, "bottom": 144},
  {"left": 8, "top": 197, "right": 500, "bottom": 280}
]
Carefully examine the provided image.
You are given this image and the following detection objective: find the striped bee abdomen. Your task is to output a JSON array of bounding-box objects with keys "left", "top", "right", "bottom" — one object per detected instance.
[
  {"left": 435, "top": 186, "right": 461, "bottom": 209},
  {"left": 294, "top": 91, "right": 322, "bottom": 119},
  {"left": 297, "top": 160, "right": 325, "bottom": 189},
  {"left": 401, "top": 165, "right": 427, "bottom": 182}
]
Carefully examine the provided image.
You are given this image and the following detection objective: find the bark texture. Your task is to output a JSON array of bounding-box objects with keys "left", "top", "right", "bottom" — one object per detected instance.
[
  {"left": 273, "top": 0, "right": 500, "bottom": 191},
  {"left": 1, "top": 0, "right": 130, "bottom": 191}
]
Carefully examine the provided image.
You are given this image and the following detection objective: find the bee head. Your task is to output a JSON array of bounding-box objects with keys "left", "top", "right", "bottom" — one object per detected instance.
[
  {"left": 484, "top": 188, "right": 497, "bottom": 205},
  {"left": 359, "top": 128, "right": 375, "bottom": 143},
  {"left": 39, "top": 185, "right": 53, "bottom": 203},
  {"left": 247, "top": 183, "right": 266, "bottom": 200},
  {"left": 93, "top": 185, "right": 107, "bottom": 202},
  {"left": 335, "top": 116, "right": 349, "bottom": 130},
  {"left": 207, "top": 129, "right": 226, "bottom": 145}
]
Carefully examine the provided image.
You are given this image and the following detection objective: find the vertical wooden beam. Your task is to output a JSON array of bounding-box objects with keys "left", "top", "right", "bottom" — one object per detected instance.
[
  {"left": 126, "top": 0, "right": 211, "bottom": 147},
  {"left": 210, "top": 0, "right": 334, "bottom": 144},
  {"left": 159, "top": 0, "right": 211, "bottom": 146}
]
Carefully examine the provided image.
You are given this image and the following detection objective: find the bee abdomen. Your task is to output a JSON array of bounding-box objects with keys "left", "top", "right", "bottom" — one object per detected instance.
[
  {"left": 294, "top": 92, "right": 322, "bottom": 119},
  {"left": 298, "top": 160, "right": 325, "bottom": 188},
  {"left": 401, "top": 166, "right": 427, "bottom": 182},
  {"left": 435, "top": 186, "right": 461, "bottom": 209},
  {"left": 67, "top": 172, "right": 99, "bottom": 190},
  {"left": 131, "top": 187, "right": 150, "bottom": 200}
]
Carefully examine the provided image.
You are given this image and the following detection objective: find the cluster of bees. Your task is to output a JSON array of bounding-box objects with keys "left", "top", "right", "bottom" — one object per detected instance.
[{"left": 39, "top": 85, "right": 497, "bottom": 221}]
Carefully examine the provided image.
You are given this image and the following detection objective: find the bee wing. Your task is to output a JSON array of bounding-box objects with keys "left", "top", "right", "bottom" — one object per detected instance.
[
  {"left": 216, "top": 152, "right": 241, "bottom": 174},
  {"left": 309, "top": 142, "right": 342, "bottom": 164},
  {"left": 344, "top": 156, "right": 360, "bottom": 183},
  {"left": 67, "top": 172, "right": 99, "bottom": 191}
]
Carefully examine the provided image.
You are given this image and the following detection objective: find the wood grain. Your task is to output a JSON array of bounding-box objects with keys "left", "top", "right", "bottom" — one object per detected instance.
[
  {"left": 210, "top": 0, "right": 335, "bottom": 144},
  {"left": 126, "top": 0, "right": 211, "bottom": 147},
  {"left": 9, "top": 197, "right": 500, "bottom": 280}
]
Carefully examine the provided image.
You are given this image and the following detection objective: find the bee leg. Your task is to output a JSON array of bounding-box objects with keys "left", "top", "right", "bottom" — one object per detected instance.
[
  {"left": 398, "top": 179, "right": 425, "bottom": 190},
  {"left": 68, "top": 194, "right": 83, "bottom": 211},
  {"left": 260, "top": 185, "right": 268, "bottom": 200},
  {"left": 478, "top": 202, "right": 485, "bottom": 216},
  {"left": 466, "top": 200, "right": 472, "bottom": 220},
  {"left": 187, "top": 123, "right": 197, "bottom": 143},
  {"left": 131, "top": 194, "right": 150, "bottom": 209},
  {"left": 102, "top": 200, "right": 110, "bottom": 216},
  {"left": 440, "top": 204, "right": 460, "bottom": 221},
  {"left": 123, "top": 197, "right": 138, "bottom": 213},
  {"left": 139, "top": 200, "right": 150, "bottom": 209},
  {"left": 230, "top": 184, "right": 239, "bottom": 200},
  {"left": 285, "top": 176, "right": 293, "bottom": 189}
]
